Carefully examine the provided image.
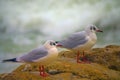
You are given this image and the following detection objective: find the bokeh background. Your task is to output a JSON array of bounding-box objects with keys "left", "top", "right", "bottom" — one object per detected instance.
[{"left": 0, "top": 0, "right": 120, "bottom": 73}]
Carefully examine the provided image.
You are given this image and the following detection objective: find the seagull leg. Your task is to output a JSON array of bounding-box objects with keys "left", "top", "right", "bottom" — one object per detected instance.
[
  {"left": 81, "top": 51, "right": 90, "bottom": 63},
  {"left": 76, "top": 51, "right": 82, "bottom": 63},
  {"left": 39, "top": 65, "right": 48, "bottom": 77}
]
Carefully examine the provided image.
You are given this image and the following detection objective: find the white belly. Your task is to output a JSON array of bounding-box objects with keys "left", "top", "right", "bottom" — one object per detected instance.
[
  {"left": 73, "top": 34, "right": 97, "bottom": 52},
  {"left": 33, "top": 48, "right": 58, "bottom": 65}
]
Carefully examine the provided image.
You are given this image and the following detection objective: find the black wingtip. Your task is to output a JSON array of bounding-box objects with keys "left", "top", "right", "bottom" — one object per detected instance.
[{"left": 2, "top": 58, "right": 17, "bottom": 62}]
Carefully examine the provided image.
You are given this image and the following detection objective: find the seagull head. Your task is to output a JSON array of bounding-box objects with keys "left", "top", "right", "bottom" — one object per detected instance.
[
  {"left": 44, "top": 40, "right": 57, "bottom": 49},
  {"left": 85, "top": 24, "right": 103, "bottom": 33}
]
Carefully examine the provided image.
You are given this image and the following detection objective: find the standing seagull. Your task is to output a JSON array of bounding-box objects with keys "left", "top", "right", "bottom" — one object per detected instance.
[
  {"left": 2, "top": 40, "right": 58, "bottom": 77},
  {"left": 56, "top": 24, "right": 103, "bottom": 63}
]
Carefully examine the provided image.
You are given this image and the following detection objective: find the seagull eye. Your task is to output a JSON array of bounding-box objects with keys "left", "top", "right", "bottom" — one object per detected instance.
[
  {"left": 93, "top": 27, "right": 96, "bottom": 30},
  {"left": 50, "top": 42, "right": 56, "bottom": 46},
  {"left": 53, "top": 43, "right": 56, "bottom": 45}
]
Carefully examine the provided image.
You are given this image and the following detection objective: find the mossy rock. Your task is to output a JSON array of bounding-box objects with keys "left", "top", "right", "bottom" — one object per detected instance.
[
  {"left": 0, "top": 45, "right": 120, "bottom": 80},
  {"left": 87, "top": 45, "right": 120, "bottom": 71}
]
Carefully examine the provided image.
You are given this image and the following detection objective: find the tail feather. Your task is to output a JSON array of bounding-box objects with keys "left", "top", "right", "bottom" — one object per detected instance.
[{"left": 2, "top": 58, "right": 17, "bottom": 62}]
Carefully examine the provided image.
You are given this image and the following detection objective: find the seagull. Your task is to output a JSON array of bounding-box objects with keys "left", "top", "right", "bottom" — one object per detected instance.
[
  {"left": 56, "top": 24, "right": 103, "bottom": 63},
  {"left": 2, "top": 40, "right": 58, "bottom": 77}
]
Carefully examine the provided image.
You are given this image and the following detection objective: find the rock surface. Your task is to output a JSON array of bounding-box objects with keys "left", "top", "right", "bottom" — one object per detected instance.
[{"left": 0, "top": 45, "right": 120, "bottom": 80}]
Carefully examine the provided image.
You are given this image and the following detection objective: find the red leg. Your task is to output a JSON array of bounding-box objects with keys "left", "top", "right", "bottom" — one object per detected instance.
[
  {"left": 81, "top": 51, "right": 91, "bottom": 63},
  {"left": 39, "top": 65, "right": 48, "bottom": 77},
  {"left": 76, "top": 51, "right": 82, "bottom": 63}
]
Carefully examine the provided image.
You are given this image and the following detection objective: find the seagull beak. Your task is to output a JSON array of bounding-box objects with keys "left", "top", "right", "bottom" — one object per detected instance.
[
  {"left": 56, "top": 43, "right": 63, "bottom": 47},
  {"left": 96, "top": 29, "right": 103, "bottom": 32}
]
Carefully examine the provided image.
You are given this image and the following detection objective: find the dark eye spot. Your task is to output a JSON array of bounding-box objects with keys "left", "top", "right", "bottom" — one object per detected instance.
[
  {"left": 53, "top": 43, "right": 56, "bottom": 45},
  {"left": 50, "top": 42, "right": 56, "bottom": 46},
  {"left": 90, "top": 27, "right": 92, "bottom": 30},
  {"left": 93, "top": 27, "right": 96, "bottom": 30},
  {"left": 50, "top": 42, "right": 53, "bottom": 45}
]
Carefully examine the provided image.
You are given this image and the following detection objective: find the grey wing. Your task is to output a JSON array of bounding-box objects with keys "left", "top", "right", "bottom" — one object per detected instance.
[
  {"left": 58, "top": 31, "right": 88, "bottom": 48},
  {"left": 19, "top": 46, "right": 48, "bottom": 62}
]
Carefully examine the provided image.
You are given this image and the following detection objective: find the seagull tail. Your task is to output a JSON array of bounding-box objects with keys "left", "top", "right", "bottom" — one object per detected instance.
[{"left": 2, "top": 58, "right": 18, "bottom": 63}]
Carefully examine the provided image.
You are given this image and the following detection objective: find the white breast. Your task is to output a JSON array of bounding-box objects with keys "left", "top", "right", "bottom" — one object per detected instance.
[
  {"left": 73, "top": 32, "right": 97, "bottom": 51},
  {"left": 33, "top": 48, "right": 58, "bottom": 65}
]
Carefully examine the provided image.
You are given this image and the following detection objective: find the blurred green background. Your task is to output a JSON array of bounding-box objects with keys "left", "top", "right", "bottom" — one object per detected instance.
[{"left": 0, "top": 0, "right": 120, "bottom": 73}]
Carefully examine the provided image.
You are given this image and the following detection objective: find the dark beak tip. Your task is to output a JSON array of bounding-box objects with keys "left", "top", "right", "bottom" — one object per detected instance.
[
  {"left": 100, "top": 30, "right": 103, "bottom": 32},
  {"left": 97, "top": 30, "right": 103, "bottom": 32}
]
